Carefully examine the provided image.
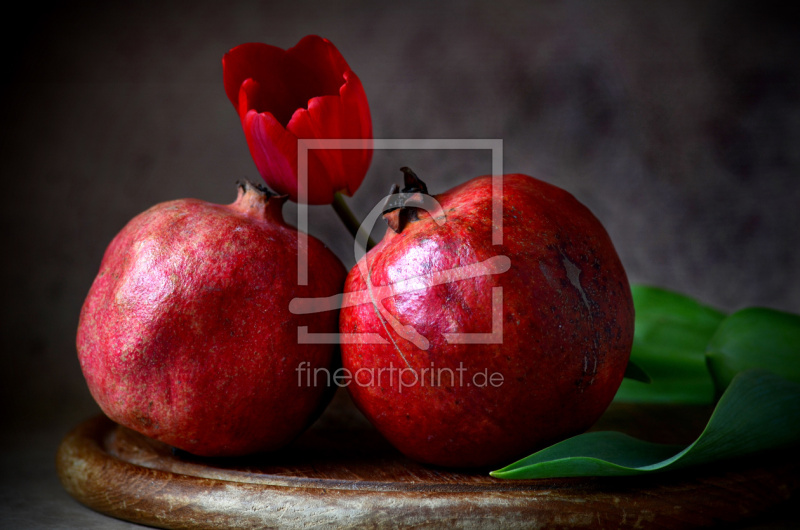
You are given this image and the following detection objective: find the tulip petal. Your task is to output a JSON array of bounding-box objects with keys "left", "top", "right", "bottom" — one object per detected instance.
[
  {"left": 287, "top": 71, "right": 372, "bottom": 199},
  {"left": 339, "top": 71, "right": 374, "bottom": 196},
  {"left": 240, "top": 83, "right": 335, "bottom": 204},
  {"left": 242, "top": 109, "right": 298, "bottom": 199},
  {"left": 288, "top": 101, "right": 344, "bottom": 195},
  {"left": 288, "top": 36, "right": 350, "bottom": 97},
  {"left": 223, "top": 36, "right": 372, "bottom": 204},
  {"left": 224, "top": 42, "right": 328, "bottom": 127},
  {"left": 223, "top": 42, "right": 284, "bottom": 109}
]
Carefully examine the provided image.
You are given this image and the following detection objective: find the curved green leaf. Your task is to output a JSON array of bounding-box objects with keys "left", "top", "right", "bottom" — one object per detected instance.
[
  {"left": 491, "top": 370, "right": 800, "bottom": 479},
  {"left": 615, "top": 285, "right": 725, "bottom": 404},
  {"left": 623, "top": 359, "right": 651, "bottom": 384},
  {"left": 706, "top": 307, "right": 800, "bottom": 394}
]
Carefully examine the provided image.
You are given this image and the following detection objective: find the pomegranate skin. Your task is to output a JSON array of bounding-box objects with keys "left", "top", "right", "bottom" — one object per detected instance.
[
  {"left": 339, "top": 174, "right": 634, "bottom": 468},
  {"left": 77, "top": 183, "right": 345, "bottom": 457}
]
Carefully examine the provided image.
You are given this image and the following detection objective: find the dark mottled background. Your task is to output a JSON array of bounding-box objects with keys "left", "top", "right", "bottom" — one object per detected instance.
[{"left": 2, "top": 1, "right": 799, "bottom": 527}]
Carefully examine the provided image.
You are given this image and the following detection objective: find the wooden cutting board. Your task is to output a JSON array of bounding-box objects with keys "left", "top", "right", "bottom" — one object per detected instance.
[{"left": 56, "top": 390, "right": 798, "bottom": 529}]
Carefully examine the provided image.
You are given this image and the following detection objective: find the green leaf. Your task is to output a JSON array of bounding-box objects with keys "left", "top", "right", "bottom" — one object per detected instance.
[
  {"left": 623, "top": 359, "right": 651, "bottom": 383},
  {"left": 706, "top": 307, "right": 800, "bottom": 394},
  {"left": 491, "top": 370, "right": 800, "bottom": 479},
  {"left": 615, "top": 285, "right": 725, "bottom": 404}
]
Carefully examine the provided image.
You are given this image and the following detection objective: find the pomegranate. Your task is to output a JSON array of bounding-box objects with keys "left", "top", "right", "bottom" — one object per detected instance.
[
  {"left": 77, "top": 181, "right": 345, "bottom": 457},
  {"left": 339, "top": 169, "right": 634, "bottom": 468}
]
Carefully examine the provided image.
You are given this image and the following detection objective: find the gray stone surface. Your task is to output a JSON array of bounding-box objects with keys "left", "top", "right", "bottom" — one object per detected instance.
[{"left": 2, "top": 0, "right": 798, "bottom": 527}]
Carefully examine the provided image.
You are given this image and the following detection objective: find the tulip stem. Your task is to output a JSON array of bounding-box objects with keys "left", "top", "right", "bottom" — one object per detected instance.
[{"left": 332, "top": 192, "right": 376, "bottom": 250}]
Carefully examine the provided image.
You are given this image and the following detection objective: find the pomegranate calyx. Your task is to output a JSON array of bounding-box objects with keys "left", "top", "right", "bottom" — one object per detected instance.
[
  {"left": 382, "top": 167, "right": 431, "bottom": 233},
  {"left": 237, "top": 178, "right": 273, "bottom": 196},
  {"left": 232, "top": 179, "right": 288, "bottom": 222},
  {"left": 400, "top": 166, "right": 428, "bottom": 194}
]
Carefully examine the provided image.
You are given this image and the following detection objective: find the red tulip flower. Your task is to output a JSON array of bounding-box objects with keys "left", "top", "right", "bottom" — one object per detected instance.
[{"left": 223, "top": 36, "right": 373, "bottom": 205}]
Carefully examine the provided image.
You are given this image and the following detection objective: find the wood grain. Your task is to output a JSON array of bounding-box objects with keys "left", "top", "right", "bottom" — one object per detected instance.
[{"left": 56, "top": 390, "right": 799, "bottom": 529}]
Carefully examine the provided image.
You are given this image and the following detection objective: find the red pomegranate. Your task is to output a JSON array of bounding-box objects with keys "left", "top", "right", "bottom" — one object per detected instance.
[
  {"left": 339, "top": 169, "right": 634, "bottom": 468},
  {"left": 77, "top": 181, "right": 345, "bottom": 457}
]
